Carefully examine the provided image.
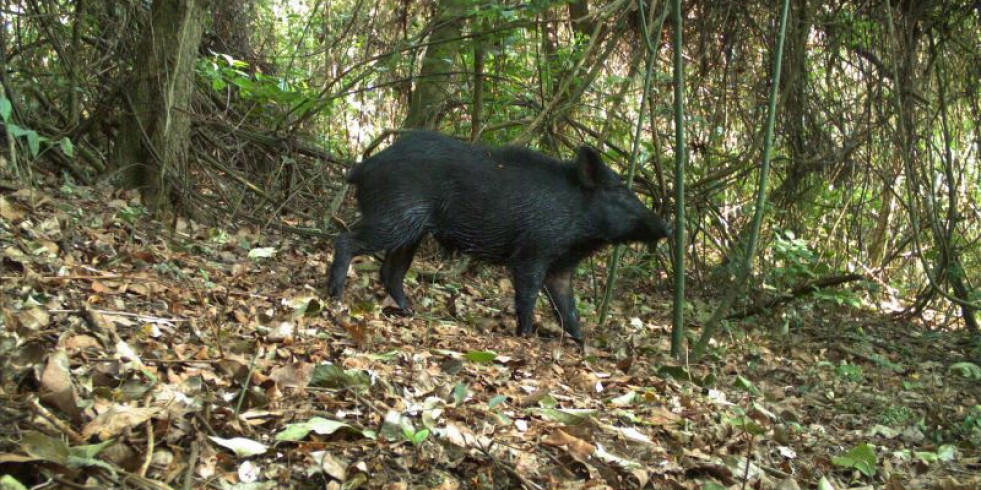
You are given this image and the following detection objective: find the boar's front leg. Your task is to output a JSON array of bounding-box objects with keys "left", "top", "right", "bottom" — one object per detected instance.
[
  {"left": 545, "top": 267, "right": 583, "bottom": 343},
  {"left": 511, "top": 263, "right": 547, "bottom": 337}
]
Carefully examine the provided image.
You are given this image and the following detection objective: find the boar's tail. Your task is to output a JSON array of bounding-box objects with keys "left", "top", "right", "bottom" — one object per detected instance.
[{"left": 344, "top": 162, "right": 367, "bottom": 183}]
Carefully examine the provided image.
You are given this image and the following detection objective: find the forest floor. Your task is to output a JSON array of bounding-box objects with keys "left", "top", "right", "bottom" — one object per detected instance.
[{"left": 1, "top": 180, "right": 980, "bottom": 490}]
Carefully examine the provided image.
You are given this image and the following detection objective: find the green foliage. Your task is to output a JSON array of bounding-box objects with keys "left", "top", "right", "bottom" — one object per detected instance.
[
  {"left": 893, "top": 444, "right": 957, "bottom": 465},
  {"left": 196, "top": 54, "right": 315, "bottom": 121},
  {"left": 961, "top": 405, "right": 981, "bottom": 446},
  {"left": 832, "top": 443, "right": 877, "bottom": 477},
  {"left": 0, "top": 96, "right": 11, "bottom": 121},
  {"left": 1, "top": 96, "right": 74, "bottom": 160},
  {"left": 309, "top": 364, "right": 372, "bottom": 392},
  {"left": 464, "top": 350, "right": 497, "bottom": 363},
  {"left": 402, "top": 426, "right": 430, "bottom": 447},
  {"left": 723, "top": 410, "right": 766, "bottom": 436},
  {"left": 770, "top": 231, "right": 825, "bottom": 283},
  {"left": 834, "top": 362, "right": 864, "bottom": 382},
  {"left": 879, "top": 405, "right": 915, "bottom": 426},
  {"left": 767, "top": 230, "right": 861, "bottom": 307},
  {"left": 452, "top": 382, "right": 469, "bottom": 405},
  {"left": 948, "top": 362, "right": 981, "bottom": 380},
  {"left": 117, "top": 205, "right": 146, "bottom": 225}
]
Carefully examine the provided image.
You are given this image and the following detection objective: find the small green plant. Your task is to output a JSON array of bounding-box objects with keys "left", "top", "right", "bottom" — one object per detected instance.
[
  {"left": 199, "top": 269, "right": 216, "bottom": 289},
  {"left": 948, "top": 362, "right": 981, "bottom": 381},
  {"left": 208, "top": 228, "right": 230, "bottom": 245},
  {"left": 2, "top": 96, "right": 74, "bottom": 161},
  {"left": 153, "top": 261, "right": 184, "bottom": 279},
  {"left": 961, "top": 405, "right": 981, "bottom": 446},
  {"left": 832, "top": 443, "right": 877, "bottom": 477},
  {"left": 834, "top": 362, "right": 864, "bottom": 382},
  {"left": 402, "top": 426, "right": 430, "bottom": 447},
  {"left": 118, "top": 205, "right": 146, "bottom": 225},
  {"left": 879, "top": 405, "right": 915, "bottom": 426},
  {"left": 767, "top": 231, "right": 861, "bottom": 306}
]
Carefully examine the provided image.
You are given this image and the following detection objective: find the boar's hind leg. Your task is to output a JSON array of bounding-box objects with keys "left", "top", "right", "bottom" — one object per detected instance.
[
  {"left": 545, "top": 268, "right": 583, "bottom": 342},
  {"left": 328, "top": 222, "right": 410, "bottom": 300},
  {"left": 380, "top": 239, "right": 422, "bottom": 311},
  {"left": 327, "top": 231, "right": 359, "bottom": 299},
  {"left": 511, "top": 264, "right": 547, "bottom": 338}
]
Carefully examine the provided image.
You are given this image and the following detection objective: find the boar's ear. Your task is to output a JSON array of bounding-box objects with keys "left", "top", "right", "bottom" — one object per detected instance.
[{"left": 576, "top": 146, "right": 605, "bottom": 188}]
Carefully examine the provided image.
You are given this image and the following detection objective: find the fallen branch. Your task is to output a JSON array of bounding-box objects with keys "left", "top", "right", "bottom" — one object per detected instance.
[{"left": 728, "top": 273, "right": 866, "bottom": 320}]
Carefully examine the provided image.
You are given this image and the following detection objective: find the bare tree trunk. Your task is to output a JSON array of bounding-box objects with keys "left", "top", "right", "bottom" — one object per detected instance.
[
  {"left": 111, "top": 0, "right": 209, "bottom": 213},
  {"left": 403, "top": 0, "right": 466, "bottom": 130},
  {"left": 567, "top": 0, "right": 594, "bottom": 38}
]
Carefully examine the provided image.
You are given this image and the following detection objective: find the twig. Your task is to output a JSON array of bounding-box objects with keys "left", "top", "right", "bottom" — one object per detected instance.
[
  {"left": 139, "top": 418, "right": 154, "bottom": 477},
  {"left": 30, "top": 396, "right": 85, "bottom": 444},
  {"left": 475, "top": 442, "right": 544, "bottom": 490},
  {"left": 234, "top": 350, "right": 260, "bottom": 416},
  {"left": 183, "top": 437, "right": 200, "bottom": 490}
]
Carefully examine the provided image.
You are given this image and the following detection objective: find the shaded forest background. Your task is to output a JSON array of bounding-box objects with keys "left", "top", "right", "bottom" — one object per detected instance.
[{"left": 2, "top": 0, "right": 979, "bottom": 348}]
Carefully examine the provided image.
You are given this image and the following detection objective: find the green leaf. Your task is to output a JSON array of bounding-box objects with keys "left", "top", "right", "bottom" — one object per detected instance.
[
  {"left": 452, "top": 382, "right": 468, "bottom": 405},
  {"left": 6, "top": 123, "right": 28, "bottom": 137},
  {"left": 936, "top": 444, "right": 957, "bottom": 462},
  {"left": 406, "top": 428, "right": 429, "bottom": 446},
  {"left": 0, "top": 97, "right": 11, "bottom": 122},
  {"left": 734, "top": 375, "right": 761, "bottom": 396},
  {"left": 25, "top": 130, "right": 40, "bottom": 158},
  {"left": 464, "top": 350, "right": 497, "bottom": 363},
  {"left": 610, "top": 391, "right": 636, "bottom": 406},
  {"left": 209, "top": 436, "right": 269, "bottom": 457},
  {"left": 832, "top": 443, "right": 877, "bottom": 477},
  {"left": 948, "top": 362, "right": 981, "bottom": 380},
  {"left": 59, "top": 137, "right": 75, "bottom": 158},
  {"left": 20, "top": 431, "right": 70, "bottom": 465},
  {"left": 275, "top": 417, "right": 357, "bottom": 442},
  {"left": 69, "top": 439, "right": 115, "bottom": 460},
  {"left": 1, "top": 475, "right": 30, "bottom": 490},
  {"left": 488, "top": 395, "right": 507, "bottom": 409},
  {"left": 726, "top": 415, "right": 766, "bottom": 436},
  {"left": 366, "top": 351, "right": 400, "bottom": 362},
  {"left": 309, "top": 364, "right": 371, "bottom": 390},
  {"left": 816, "top": 476, "right": 836, "bottom": 490}
]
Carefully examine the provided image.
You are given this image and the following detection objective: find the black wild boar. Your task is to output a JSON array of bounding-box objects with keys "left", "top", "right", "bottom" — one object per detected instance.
[{"left": 328, "top": 131, "right": 670, "bottom": 344}]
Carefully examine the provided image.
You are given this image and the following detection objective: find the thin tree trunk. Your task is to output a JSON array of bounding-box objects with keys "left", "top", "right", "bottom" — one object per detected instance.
[
  {"left": 669, "top": 0, "right": 687, "bottom": 359},
  {"left": 471, "top": 17, "right": 486, "bottom": 141},
  {"left": 68, "top": 0, "right": 85, "bottom": 127},
  {"left": 867, "top": 181, "right": 894, "bottom": 266}
]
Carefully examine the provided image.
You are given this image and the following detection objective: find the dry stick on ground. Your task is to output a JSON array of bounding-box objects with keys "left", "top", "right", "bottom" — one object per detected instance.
[
  {"left": 29, "top": 396, "right": 85, "bottom": 444},
  {"left": 183, "top": 437, "right": 201, "bottom": 490},
  {"left": 727, "top": 273, "right": 865, "bottom": 320},
  {"left": 475, "top": 441, "right": 544, "bottom": 490}
]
